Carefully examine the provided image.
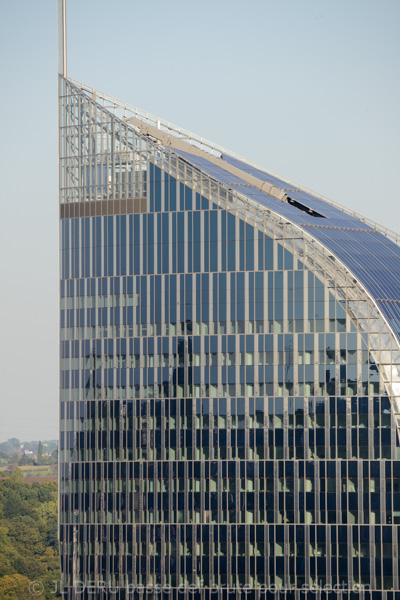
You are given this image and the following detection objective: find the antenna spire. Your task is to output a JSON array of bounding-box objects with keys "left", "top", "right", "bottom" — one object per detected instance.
[{"left": 58, "top": 0, "right": 67, "bottom": 76}]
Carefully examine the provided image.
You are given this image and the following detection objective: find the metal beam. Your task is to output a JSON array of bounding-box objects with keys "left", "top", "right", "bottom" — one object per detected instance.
[
  {"left": 126, "top": 116, "right": 288, "bottom": 203},
  {"left": 58, "top": 0, "right": 67, "bottom": 76}
]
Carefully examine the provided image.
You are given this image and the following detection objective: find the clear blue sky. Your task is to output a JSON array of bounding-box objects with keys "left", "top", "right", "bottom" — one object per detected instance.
[{"left": 0, "top": 0, "right": 399, "bottom": 442}]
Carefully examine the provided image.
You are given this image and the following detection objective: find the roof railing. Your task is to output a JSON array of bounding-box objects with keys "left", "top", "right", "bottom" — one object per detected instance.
[{"left": 65, "top": 76, "right": 400, "bottom": 246}]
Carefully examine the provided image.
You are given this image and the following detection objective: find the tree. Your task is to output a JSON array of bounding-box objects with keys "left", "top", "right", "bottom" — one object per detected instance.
[
  {"left": 0, "top": 452, "right": 9, "bottom": 467},
  {"left": 37, "top": 441, "right": 43, "bottom": 466},
  {"left": 18, "top": 454, "right": 34, "bottom": 467},
  {"left": 10, "top": 469, "right": 24, "bottom": 484},
  {"left": 0, "top": 473, "right": 60, "bottom": 597},
  {"left": 6, "top": 455, "right": 19, "bottom": 472},
  {"left": 0, "top": 574, "right": 31, "bottom": 600},
  {"left": 0, "top": 439, "right": 20, "bottom": 456},
  {"left": 49, "top": 448, "right": 58, "bottom": 464}
]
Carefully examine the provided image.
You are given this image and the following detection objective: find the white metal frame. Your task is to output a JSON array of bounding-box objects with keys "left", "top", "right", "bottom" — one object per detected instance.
[{"left": 67, "top": 76, "right": 400, "bottom": 246}]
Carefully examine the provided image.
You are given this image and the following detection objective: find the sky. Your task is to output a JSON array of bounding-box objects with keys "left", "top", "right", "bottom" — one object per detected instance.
[{"left": 0, "top": 0, "right": 399, "bottom": 443}]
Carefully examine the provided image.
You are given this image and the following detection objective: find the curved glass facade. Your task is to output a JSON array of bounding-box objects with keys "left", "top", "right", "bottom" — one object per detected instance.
[{"left": 59, "top": 78, "right": 400, "bottom": 599}]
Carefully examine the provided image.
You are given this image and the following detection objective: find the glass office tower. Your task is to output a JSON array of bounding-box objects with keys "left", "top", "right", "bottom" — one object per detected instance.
[{"left": 59, "top": 76, "right": 400, "bottom": 600}]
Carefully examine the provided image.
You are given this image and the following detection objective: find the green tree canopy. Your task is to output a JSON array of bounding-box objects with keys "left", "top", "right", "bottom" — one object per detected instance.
[{"left": 0, "top": 471, "right": 60, "bottom": 598}]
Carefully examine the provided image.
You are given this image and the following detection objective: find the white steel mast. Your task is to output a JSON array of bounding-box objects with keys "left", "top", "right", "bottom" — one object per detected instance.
[{"left": 58, "top": 0, "right": 67, "bottom": 76}]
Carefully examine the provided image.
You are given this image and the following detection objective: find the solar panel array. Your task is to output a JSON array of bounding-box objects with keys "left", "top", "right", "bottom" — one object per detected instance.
[{"left": 173, "top": 148, "right": 400, "bottom": 342}]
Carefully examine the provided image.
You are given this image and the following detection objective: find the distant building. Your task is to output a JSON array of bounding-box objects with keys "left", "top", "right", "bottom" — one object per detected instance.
[{"left": 21, "top": 449, "right": 34, "bottom": 457}]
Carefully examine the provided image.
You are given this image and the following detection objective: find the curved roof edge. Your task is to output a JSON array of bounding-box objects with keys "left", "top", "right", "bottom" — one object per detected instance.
[
  {"left": 64, "top": 76, "right": 399, "bottom": 245},
  {"left": 168, "top": 147, "right": 400, "bottom": 343}
]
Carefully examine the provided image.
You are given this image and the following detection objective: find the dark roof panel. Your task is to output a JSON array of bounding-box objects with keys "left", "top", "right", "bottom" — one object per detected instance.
[{"left": 173, "top": 147, "right": 400, "bottom": 342}]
